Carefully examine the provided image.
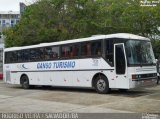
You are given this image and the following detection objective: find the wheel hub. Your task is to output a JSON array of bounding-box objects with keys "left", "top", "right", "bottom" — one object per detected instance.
[{"left": 97, "top": 79, "right": 106, "bottom": 91}]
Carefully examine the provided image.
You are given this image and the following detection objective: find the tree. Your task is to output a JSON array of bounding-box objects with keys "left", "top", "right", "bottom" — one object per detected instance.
[{"left": 4, "top": 0, "right": 160, "bottom": 49}]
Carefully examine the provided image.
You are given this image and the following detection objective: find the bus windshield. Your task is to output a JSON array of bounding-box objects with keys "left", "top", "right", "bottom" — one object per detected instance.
[{"left": 125, "top": 40, "right": 156, "bottom": 65}]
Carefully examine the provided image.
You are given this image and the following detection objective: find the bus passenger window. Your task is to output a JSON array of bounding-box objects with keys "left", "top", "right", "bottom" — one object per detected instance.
[
  {"left": 70, "top": 45, "right": 79, "bottom": 57},
  {"left": 17, "top": 51, "right": 23, "bottom": 62},
  {"left": 30, "top": 49, "right": 38, "bottom": 61},
  {"left": 92, "top": 41, "right": 101, "bottom": 56},
  {"left": 7, "top": 51, "right": 18, "bottom": 63},
  {"left": 50, "top": 47, "right": 59, "bottom": 59},
  {"left": 11, "top": 52, "right": 18, "bottom": 63},
  {"left": 62, "top": 46, "right": 69, "bottom": 58},
  {"left": 38, "top": 48, "right": 45, "bottom": 60},
  {"left": 44, "top": 48, "right": 50, "bottom": 60},
  {"left": 44, "top": 46, "right": 59, "bottom": 60},
  {"left": 62, "top": 44, "right": 79, "bottom": 58},
  {"left": 86, "top": 43, "right": 91, "bottom": 56},
  {"left": 106, "top": 40, "right": 114, "bottom": 66},
  {"left": 23, "top": 50, "right": 30, "bottom": 62},
  {"left": 81, "top": 42, "right": 91, "bottom": 57},
  {"left": 5, "top": 52, "right": 13, "bottom": 63}
]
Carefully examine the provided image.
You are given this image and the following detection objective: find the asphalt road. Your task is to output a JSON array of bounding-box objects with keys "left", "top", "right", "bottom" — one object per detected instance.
[{"left": 0, "top": 80, "right": 160, "bottom": 118}]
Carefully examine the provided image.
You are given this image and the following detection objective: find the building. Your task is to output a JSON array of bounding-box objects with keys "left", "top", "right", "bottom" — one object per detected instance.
[
  {"left": 0, "top": 11, "right": 20, "bottom": 61},
  {"left": 0, "top": 3, "right": 26, "bottom": 77},
  {"left": 20, "top": 2, "right": 26, "bottom": 15}
]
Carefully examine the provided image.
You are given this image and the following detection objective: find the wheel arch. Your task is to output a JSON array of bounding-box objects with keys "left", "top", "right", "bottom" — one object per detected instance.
[
  {"left": 92, "top": 73, "right": 109, "bottom": 88},
  {"left": 20, "top": 73, "right": 29, "bottom": 85}
]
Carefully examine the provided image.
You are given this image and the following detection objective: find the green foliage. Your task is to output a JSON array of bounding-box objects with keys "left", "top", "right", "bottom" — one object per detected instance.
[
  {"left": 152, "top": 40, "right": 160, "bottom": 59},
  {"left": 4, "top": 0, "right": 160, "bottom": 50}
]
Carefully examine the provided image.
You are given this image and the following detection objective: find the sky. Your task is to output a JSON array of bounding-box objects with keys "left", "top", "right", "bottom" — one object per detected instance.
[{"left": 0, "top": 0, "right": 35, "bottom": 11}]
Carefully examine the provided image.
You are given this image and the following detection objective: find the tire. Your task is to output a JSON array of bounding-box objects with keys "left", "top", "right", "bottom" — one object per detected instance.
[
  {"left": 21, "top": 75, "right": 30, "bottom": 89},
  {"left": 94, "top": 75, "right": 110, "bottom": 94},
  {"left": 157, "top": 76, "right": 160, "bottom": 84}
]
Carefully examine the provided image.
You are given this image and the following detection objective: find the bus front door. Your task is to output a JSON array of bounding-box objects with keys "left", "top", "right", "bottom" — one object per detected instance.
[{"left": 114, "top": 43, "right": 128, "bottom": 89}]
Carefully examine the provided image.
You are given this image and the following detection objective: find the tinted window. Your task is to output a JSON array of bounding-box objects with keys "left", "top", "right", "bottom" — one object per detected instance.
[
  {"left": 5, "top": 52, "right": 11, "bottom": 63},
  {"left": 81, "top": 42, "right": 91, "bottom": 56},
  {"left": 44, "top": 46, "right": 59, "bottom": 60},
  {"left": 81, "top": 40, "right": 101, "bottom": 57},
  {"left": 11, "top": 52, "right": 18, "bottom": 63},
  {"left": 5, "top": 46, "right": 60, "bottom": 63},
  {"left": 30, "top": 48, "right": 44, "bottom": 61},
  {"left": 5, "top": 51, "right": 17, "bottom": 63},
  {"left": 61, "top": 44, "right": 79, "bottom": 58},
  {"left": 22, "top": 49, "right": 30, "bottom": 62},
  {"left": 30, "top": 49, "right": 38, "bottom": 61},
  {"left": 106, "top": 39, "right": 114, "bottom": 65},
  {"left": 91, "top": 41, "right": 101, "bottom": 56},
  {"left": 17, "top": 51, "right": 23, "bottom": 62}
]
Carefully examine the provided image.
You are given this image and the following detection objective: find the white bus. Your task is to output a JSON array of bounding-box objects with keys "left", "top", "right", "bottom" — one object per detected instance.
[{"left": 3, "top": 33, "right": 157, "bottom": 94}]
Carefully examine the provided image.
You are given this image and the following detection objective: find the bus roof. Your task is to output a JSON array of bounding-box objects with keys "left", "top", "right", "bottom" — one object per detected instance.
[{"left": 4, "top": 33, "right": 150, "bottom": 52}]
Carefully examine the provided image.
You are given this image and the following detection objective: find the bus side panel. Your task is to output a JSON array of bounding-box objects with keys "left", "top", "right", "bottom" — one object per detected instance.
[
  {"left": 25, "top": 71, "right": 116, "bottom": 88},
  {"left": 27, "top": 72, "right": 51, "bottom": 85},
  {"left": 10, "top": 72, "right": 21, "bottom": 84},
  {"left": 4, "top": 58, "right": 117, "bottom": 88},
  {"left": 51, "top": 71, "right": 74, "bottom": 86},
  {"left": 103, "top": 70, "right": 116, "bottom": 88},
  {"left": 28, "top": 71, "right": 93, "bottom": 87},
  {"left": 72, "top": 71, "right": 93, "bottom": 87}
]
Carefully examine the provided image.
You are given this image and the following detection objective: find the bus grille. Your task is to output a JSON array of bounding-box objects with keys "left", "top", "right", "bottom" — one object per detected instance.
[{"left": 6, "top": 71, "right": 11, "bottom": 82}]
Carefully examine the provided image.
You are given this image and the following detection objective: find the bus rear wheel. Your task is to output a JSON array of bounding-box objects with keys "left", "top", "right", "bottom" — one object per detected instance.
[
  {"left": 21, "top": 75, "right": 30, "bottom": 89},
  {"left": 94, "top": 75, "right": 110, "bottom": 94}
]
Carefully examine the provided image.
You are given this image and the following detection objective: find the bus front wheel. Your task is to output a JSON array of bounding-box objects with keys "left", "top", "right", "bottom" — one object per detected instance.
[
  {"left": 94, "top": 75, "right": 110, "bottom": 94},
  {"left": 21, "top": 75, "right": 30, "bottom": 89}
]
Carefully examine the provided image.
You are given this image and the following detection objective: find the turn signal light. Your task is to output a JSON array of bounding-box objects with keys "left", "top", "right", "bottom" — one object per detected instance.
[
  {"left": 132, "top": 75, "right": 137, "bottom": 80},
  {"left": 132, "top": 74, "right": 141, "bottom": 80}
]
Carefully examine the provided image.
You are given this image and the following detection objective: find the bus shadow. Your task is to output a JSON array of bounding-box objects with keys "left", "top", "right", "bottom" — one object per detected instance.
[
  {"left": 109, "top": 90, "right": 151, "bottom": 97},
  {"left": 45, "top": 86, "right": 154, "bottom": 97},
  {"left": 36, "top": 86, "right": 96, "bottom": 94},
  {"left": 10, "top": 85, "right": 152, "bottom": 97},
  {"left": 10, "top": 85, "right": 96, "bottom": 93}
]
